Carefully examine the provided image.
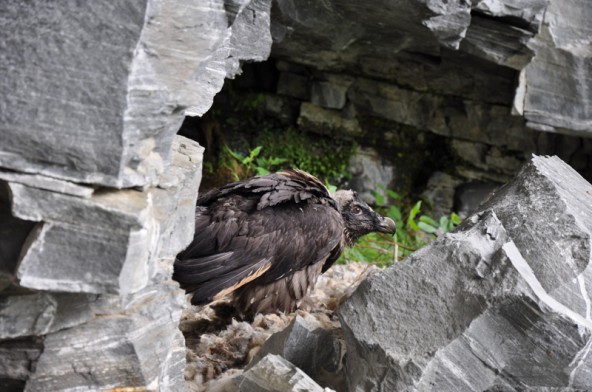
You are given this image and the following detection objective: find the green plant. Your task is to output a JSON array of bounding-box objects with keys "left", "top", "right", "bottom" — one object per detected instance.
[
  {"left": 224, "top": 145, "right": 288, "bottom": 179},
  {"left": 339, "top": 188, "right": 461, "bottom": 267}
]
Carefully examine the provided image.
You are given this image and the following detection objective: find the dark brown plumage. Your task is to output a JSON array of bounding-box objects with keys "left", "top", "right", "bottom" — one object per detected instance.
[{"left": 173, "top": 169, "right": 396, "bottom": 317}]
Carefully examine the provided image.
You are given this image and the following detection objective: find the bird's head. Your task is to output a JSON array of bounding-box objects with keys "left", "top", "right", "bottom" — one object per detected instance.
[{"left": 333, "top": 190, "right": 396, "bottom": 245}]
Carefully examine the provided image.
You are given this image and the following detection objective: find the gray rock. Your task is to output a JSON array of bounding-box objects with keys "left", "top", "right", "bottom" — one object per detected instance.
[
  {"left": 472, "top": 0, "right": 548, "bottom": 30},
  {"left": 515, "top": 0, "right": 592, "bottom": 135},
  {"left": 25, "top": 280, "right": 187, "bottom": 392},
  {"left": 234, "top": 354, "right": 333, "bottom": 392},
  {"left": 10, "top": 137, "right": 203, "bottom": 295},
  {"left": 310, "top": 74, "right": 353, "bottom": 110},
  {"left": 339, "top": 155, "right": 592, "bottom": 391},
  {"left": 454, "top": 180, "right": 499, "bottom": 218},
  {"left": 249, "top": 315, "right": 344, "bottom": 391},
  {"left": 0, "top": 171, "right": 94, "bottom": 198},
  {"left": 0, "top": 0, "right": 270, "bottom": 187},
  {"left": 422, "top": 171, "right": 464, "bottom": 218},
  {"left": 225, "top": 0, "right": 273, "bottom": 78},
  {"left": 298, "top": 102, "right": 363, "bottom": 138},
  {"left": 347, "top": 147, "right": 395, "bottom": 205},
  {"left": 0, "top": 136, "right": 202, "bottom": 390},
  {"left": 460, "top": 14, "right": 534, "bottom": 70},
  {"left": 0, "top": 293, "right": 93, "bottom": 340}
]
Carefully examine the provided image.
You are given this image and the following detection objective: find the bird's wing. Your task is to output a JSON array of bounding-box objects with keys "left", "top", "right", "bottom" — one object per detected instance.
[
  {"left": 195, "top": 169, "right": 336, "bottom": 210},
  {"left": 173, "top": 172, "right": 344, "bottom": 305}
]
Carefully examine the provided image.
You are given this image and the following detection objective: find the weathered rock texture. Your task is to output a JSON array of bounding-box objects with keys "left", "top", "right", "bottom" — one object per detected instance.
[
  {"left": 0, "top": 0, "right": 271, "bottom": 188},
  {"left": 0, "top": 138, "right": 203, "bottom": 391},
  {"left": 0, "top": 0, "right": 273, "bottom": 390},
  {"left": 223, "top": 0, "right": 592, "bottom": 215},
  {"left": 339, "top": 155, "right": 592, "bottom": 390}
]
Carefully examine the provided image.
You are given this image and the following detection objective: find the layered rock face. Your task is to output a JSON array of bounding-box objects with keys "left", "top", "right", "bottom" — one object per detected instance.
[
  {"left": 0, "top": 0, "right": 272, "bottom": 390},
  {"left": 0, "top": 0, "right": 271, "bottom": 188},
  {"left": 339, "top": 155, "right": 592, "bottom": 390},
  {"left": 262, "top": 0, "right": 592, "bottom": 208}
]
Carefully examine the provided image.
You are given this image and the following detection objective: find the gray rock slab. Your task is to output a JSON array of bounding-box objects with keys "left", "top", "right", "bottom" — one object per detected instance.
[
  {"left": 0, "top": 337, "right": 43, "bottom": 385},
  {"left": 0, "top": 0, "right": 268, "bottom": 187},
  {"left": 25, "top": 280, "right": 187, "bottom": 392},
  {"left": 0, "top": 171, "right": 94, "bottom": 198},
  {"left": 249, "top": 315, "right": 344, "bottom": 390},
  {"left": 460, "top": 14, "right": 534, "bottom": 70},
  {"left": 226, "top": 0, "right": 273, "bottom": 78},
  {"left": 310, "top": 75, "right": 353, "bottom": 110},
  {"left": 515, "top": 0, "right": 592, "bottom": 135},
  {"left": 11, "top": 136, "right": 203, "bottom": 295},
  {"left": 472, "top": 0, "right": 548, "bottom": 30},
  {"left": 298, "top": 102, "right": 363, "bottom": 138},
  {"left": 339, "top": 155, "right": 592, "bottom": 391},
  {"left": 0, "top": 293, "right": 94, "bottom": 339},
  {"left": 234, "top": 354, "right": 333, "bottom": 392},
  {"left": 0, "top": 182, "right": 35, "bottom": 292}
]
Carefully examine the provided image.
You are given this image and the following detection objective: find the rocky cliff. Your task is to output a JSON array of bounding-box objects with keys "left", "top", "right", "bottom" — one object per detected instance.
[
  {"left": 2, "top": 0, "right": 592, "bottom": 391},
  {"left": 0, "top": 1, "right": 271, "bottom": 390},
  {"left": 236, "top": 0, "right": 592, "bottom": 210}
]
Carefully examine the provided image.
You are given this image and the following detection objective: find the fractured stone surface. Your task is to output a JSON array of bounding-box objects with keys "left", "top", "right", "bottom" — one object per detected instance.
[
  {"left": 339, "top": 155, "right": 592, "bottom": 391},
  {"left": 0, "top": 0, "right": 271, "bottom": 187},
  {"left": 234, "top": 354, "right": 333, "bottom": 392},
  {"left": 0, "top": 136, "right": 203, "bottom": 391},
  {"left": 9, "top": 137, "right": 203, "bottom": 296},
  {"left": 249, "top": 315, "right": 344, "bottom": 390}
]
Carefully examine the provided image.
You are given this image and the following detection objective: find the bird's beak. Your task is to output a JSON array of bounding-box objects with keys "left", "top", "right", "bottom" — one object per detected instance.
[{"left": 376, "top": 216, "right": 396, "bottom": 234}]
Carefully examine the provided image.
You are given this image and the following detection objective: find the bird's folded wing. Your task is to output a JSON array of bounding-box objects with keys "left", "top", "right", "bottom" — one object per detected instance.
[{"left": 174, "top": 202, "right": 344, "bottom": 305}]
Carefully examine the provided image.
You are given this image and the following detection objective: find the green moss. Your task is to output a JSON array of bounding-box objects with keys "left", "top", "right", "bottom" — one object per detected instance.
[{"left": 254, "top": 127, "right": 356, "bottom": 183}]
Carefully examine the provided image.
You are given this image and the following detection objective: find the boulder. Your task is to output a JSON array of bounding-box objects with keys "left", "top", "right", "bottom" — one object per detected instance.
[
  {"left": 249, "top": 315, "right": 344, "bottom": 390},
  {"left": 339, "top": 155, "right": 592, "bottom": 390},
  {"left": 233, "top": 354, "right": 334, "bottom": 392},
  {"left": 0, "top": 136, "right": 204, "bottom": 391},
  {"left": 0, "top": 0, "right": 272, "bottom": 187}
]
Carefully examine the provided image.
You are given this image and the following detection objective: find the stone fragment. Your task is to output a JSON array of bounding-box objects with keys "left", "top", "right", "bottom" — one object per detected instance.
[
  {"left": 422, "top": 0, "right": 472, "bottom": 49},
  {"left": 298, "top": 102, "right": 363, "bottom": 138},
  {"left": 339, "top": 155, "right": 592, "bottom": 391},
  {"left": 310, "top": 74, "right": 353, "bottom": 110},
  {"left": 515, "top": 0, "right": 592, "bottom": 135},
  {"left": 234, "top": 354, "right": 333, "bottom": 392},
  {"left": 225, "top": 0, "right": 273, "bottom": 78},
  {"left": 249, "top": 315, "right": 343, "bottom": 390},
  {"left": 0, "top": 293, "right": 93, "bottom": 339},
  {"left": 347, "top": 148, "right": 394, "bottom": 205},
  {"left": 422, "top": 171, "right": 464, "bottom": 218},
  {"left": 0, "top": 171, "right": 94, "bottom": 198},
  {"left": 0, "top": 182, "right": 35, "bottom": 292}
]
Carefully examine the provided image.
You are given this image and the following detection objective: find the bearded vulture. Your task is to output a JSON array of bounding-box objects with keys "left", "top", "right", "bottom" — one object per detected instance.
[{"left": 173, "top": 169, "right": 396, "bottom": 317}]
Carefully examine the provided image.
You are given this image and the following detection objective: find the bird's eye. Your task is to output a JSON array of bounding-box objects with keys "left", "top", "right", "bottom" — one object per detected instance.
[{"left": 351, "top": 205, "right": 362, "bottom": 215}]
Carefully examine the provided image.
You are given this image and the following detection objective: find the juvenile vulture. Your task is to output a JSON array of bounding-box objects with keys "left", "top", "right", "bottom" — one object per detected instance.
[{"left": 173, "top": 169, "right": 396, "bottom": 317}]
